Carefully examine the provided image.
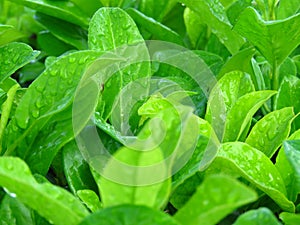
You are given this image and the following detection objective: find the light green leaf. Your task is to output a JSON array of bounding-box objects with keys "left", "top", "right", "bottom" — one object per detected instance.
[
  {"left": 79, "top": 204, "right": 180, "bottom": 225},
  {"left": 0, "top": 157, "right": 89, "bottom": 225},
  {"left": 280, "top": 212, "right": 300, "bottom": 225},
  {"left": 77, "top": 189, "right": 102, "bottom": 213},
  {"left": 180, "top": 0, "right": 245, "bottom": 54},
  {"left": 276, "top": 0, "right": 300, "bottom": 19},
  {"left": 276, "top": 140, "right": 300, "bottom": 202},
  {"left": 233, "top": 207, "right": 281, "bottom": 225},
  {"left": 0, "top": 25, "right": 25, "bottom": 46},
  {"left": 7, "top": 0, "right": 90, "bottom": 27},
  {"left": 246, "top": 107, "right": 294, "bottom": 157},
  {"left": 234, "top": 7, "right": 300, "bottom": 66},
  {"left": 0, "top": 42, "right": 40, "bottom": 83},
  {"left": 126, "top": 8, "right": 184, "bottom": 45},
  {"left": 174, "top": 175, "right": 257, "bottom": 225},
  {"left": 214, "top": 142, "right": 294, "bottom": 212},
  {"left": 223, "top": 90, "right": 276, "bottom": 142},
  {"left": 205, "top": 71, "right": 255, "bottom": 140}
]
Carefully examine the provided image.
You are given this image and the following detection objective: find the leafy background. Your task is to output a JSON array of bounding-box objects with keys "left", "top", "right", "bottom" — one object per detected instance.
[{"left": 0, "top": 0, "right": 300, "bottom": 224}]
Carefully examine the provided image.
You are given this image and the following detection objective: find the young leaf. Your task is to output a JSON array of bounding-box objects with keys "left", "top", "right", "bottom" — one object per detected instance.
[
  {"left": 245, "top": 107, "right": 294, "bottom": 157},
  {"left": 0, "top": 42, "right": 39, "bottom": 83},
  {"left": 79, "top": 204, "right": 180, "bottom": 225},
  {"left": 223, "top": 90, "right": 276, "bottom": 142},
  {"left": 206, "top": 71, "right": 255, "bottom": 140},
  {"left": 0, "top": 157, "right": 89, "bottom": 225},
  {"left": 233, "top": 207, "right": 281, "bottom": 225},
  {"left": 180, "top": 0, "right": 245, "bottom": 54},
  {"left": 174, "top": 175, "right": 257, "bottom": 225},
  {"left": 213, "top": 142, "right": 295, "bottom": 212},
  {"left": 126, "top": 8, "right": 184, "bottom": 45},
  {"left": 276, "top": 140, "right": 300, "bottom": 202},
  {"left": 234, "top": 7, "right": 300, "bottom": 66},
  {"left": 77, "top": 189, "right": 102, "bottom": 213},
  {"left": 8, "top": 0, "right": 90, "bottom": 27}
]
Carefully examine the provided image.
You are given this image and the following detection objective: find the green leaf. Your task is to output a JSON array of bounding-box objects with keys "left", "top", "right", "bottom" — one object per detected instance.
[
  {"left": 137, "top": 0, "right": 177, "bottom": 22},
  {"left": 0, "top": 195, "right": 34, "bottom": 225},
  {"left": 246, "top": 107, "right": 294, "bottom": 157},
  {"left": 275, "top": 75, "right": 300, "bottom": 128},
  {"left": 276, "top": 0, "right": 300, "bottom": 19},
  {"left": 0, "top": 157, "right": 89, "bottom": 225},
  {"left": 97, "top": 145, "right": 171, "bottom": 209},
  {"left": 77, "top": 189, "right": 102, "bottom": 213},
  {"left": 184, "top": 8, "right": 208, "bottom": 49},
  {"left": 233, "top": 207, "right": 281, "bottom": 225},
  {"left": 174, "top": 175, "right": 257, "bottom": 225},
  {"left": 0, "top": 42, "right": 40, "bottom": 83},
  {"left": 205, "top": 71, "right": 255, "bottom": 140},
  {"left": 4, "top": 51, "right": 100, "bottom": 160},
  {"left": 36, "top": 12, "right": 88, "bottom": 50},
  {"left": 223, "top": 90, "right": 276, "bottom": 142},
  {"left": 126, "top": 8, "right": 184, "bottom": 45},
  {"left": 88, "top": 7, "right": 144, "bottom": 51},
  {"left": 234, "top": 7, "right": 300, "bottom": 66},
  {"left": 276, "top": 140, "right": 300, "bottom": 202},
  {"left": 0, "top": 84, "right": 19, "bottom": 152},
  {"left": 280, "top": 212, "right": 300, "bottom": 225},
  {"left": 0, "top": 25, "right": 25, "bottom": 46},
  {"left": 79, "top": 204, "right": 180, "bottom": 225},
  {"left": 213, "top": 142, "right": 295, "bottom": 212},
  {"left": 180, "top": 0, "right": 245, "bottom": 54},
  {"left": 8, "top": 0, "right": 90, "bottom": 27},
  {"left": 63, "top": 140, "right": 98, "bottom": 195}
]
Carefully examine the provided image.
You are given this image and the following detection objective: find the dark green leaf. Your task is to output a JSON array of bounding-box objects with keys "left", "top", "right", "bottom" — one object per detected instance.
[
  {"left": 245, "top": 107, "right": 294, "bottom": 157},
  {"left": 36, "top": 12, "right": 88, "bottom": 50},
  {"left": 8, "top": 0, "right": 90, "bottom": 27},
  {"left": 0, "top": 42, "right": 40, "bottom": 83},
  {"left": 174, "top": 175, "right": 257, "bottom": 225},
  {"left": 0, "top": 157, "right": 89, "bottom": 225},
  {"left": 126, "top": 8, "right": 184, "bottom": 45},
  {"left": 79, "top": 204, "right": 180, "bottom": 225},
  {"left": 234, "top": 7, "right": 300, "bottom": 66},
  {"left": 233, "top": 207, "right": 281, "bottom": 225},
  {"left": 63, "top": 140, "right": 98, "bottom": 195}
]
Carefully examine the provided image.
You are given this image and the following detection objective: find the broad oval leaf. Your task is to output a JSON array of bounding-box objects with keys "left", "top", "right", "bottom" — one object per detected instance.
[
  {"left": 246, "top": 107, "right": 294, "bottom": 157},
  {"left": 0, "top": 157, "right": 89, "bottom": 225},
  {"left": 223, "top": 90, "right": 276, "bottom": 142},
  {"left": 233, "top": 207, "right": 281, "bottom": 225},
  {"left": 280, "top": 212, "right": 300, "bottom": 225},
  {"left": 0, "top": 42, "right": 39, "bottom": 83},
  {"left": 79, "top": 204, "right": 180, "bottom": 225},
  {"left": 234, "top": 7, "right": 300, "bottom": 66},
  {"left": 214, "top": 142, "right": 295, "bottom": 212},
  {"left": 173, "top": 175, "right": 257, "bottom": 225}
]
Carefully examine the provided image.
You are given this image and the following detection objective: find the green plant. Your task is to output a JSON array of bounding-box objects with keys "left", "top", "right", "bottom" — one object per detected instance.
[{"left": 0, "top": 0, "right": 300, "bottom": 224}]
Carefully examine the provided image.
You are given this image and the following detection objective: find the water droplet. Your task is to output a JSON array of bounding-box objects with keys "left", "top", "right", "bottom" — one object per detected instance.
[
  {"left": 4, "top": 60, "right": 10, "bottom": 65},
  {"left": 50, "top": 69, "right": 58, "bottom": 76},
  {"left": 13, "top": 55, "right": 19, "bottom": 63},
  {"left": 36, "top": 85, "right": 44, "bottom": 92},
  {"left": 32, "top": 108, "right": 40, "bottom": 118},
  {"left": 35, "top": 97, "right": 44, "bottom": 108},
  {"left": 4, "top": 188, "right": 17, "bottom": 198},
  {"left": 106, "top": 80, "right": 112, "bottom": 88},
  {"left": 69, "top": 57, "right": 76, "bottom": 63}
]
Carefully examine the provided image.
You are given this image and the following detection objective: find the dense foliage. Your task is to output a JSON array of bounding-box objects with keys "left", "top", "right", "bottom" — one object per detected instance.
[{"left": 0, "top": 0, "right": 300, "bottom": 224}]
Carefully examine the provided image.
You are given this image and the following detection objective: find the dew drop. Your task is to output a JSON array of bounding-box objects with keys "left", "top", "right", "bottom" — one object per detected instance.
[
  {"left": 4, "top": 188, "right": 17, "bottom": 198},
  {"left": 50, "top": 69, "right": 58, "bottom": 76},
  {"left": 69, "top": 57, "right": 76, "bottom": 63},
  {"left": 32, "top": 109, "right": 40, "bottom": 118}
]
